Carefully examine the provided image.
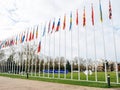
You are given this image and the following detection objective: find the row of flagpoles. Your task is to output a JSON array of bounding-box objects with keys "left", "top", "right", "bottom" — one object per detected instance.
[{"left": 0, "top": 0, "right": 119, "bottom": 83}]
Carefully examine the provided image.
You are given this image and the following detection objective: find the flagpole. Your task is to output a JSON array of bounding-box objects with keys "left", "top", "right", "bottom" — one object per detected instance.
[
  {"left": 85, "top": 26, "right": 88, "bottom": 81},
  {"left": 71, "top": 25, "right": 73, "bottom": 80},
  {"left": 31, "top": 44, "right": 33, "bottom": 76},
  {"left": 109, "top": 0, "right": 119, "bottom": 82},
  {"left": 110, "top": 19, "right": 119, "bottom": 83},
  {"left": 43, "top": 27, "right": 46, "bottom": 78},
  {"left": 76, "top": 10, "right": 80, "bottom": 80},
  {"left": 27, "top": 42, "right": 31, "bottom": 76},
  {"left": 39, "top": 59, "right": 41, "bottom": 77},
  {"left": 30, "top": 30, "right": 34, "bottom": 77},
  {"left": 25, "top": 43, "right": 27, "bottom": 75},
  {"left": 99, "top": 0, "right": 107, "bottom": 83},
  {"left": 101, "top": 23, "right": 107, "bottom": 83},
  {"left": 35, "top": 51, "right": 37, "bottom": 76},
  {"left": 48, "top": 32, "right": 50, "bottom": 78},
  {"left": 75, "top": 9, "right": 80, "bottom": 80},
  {"left": 77, "top": 24, "right": 80, "bottom": 80},
  {"left": 64, "top": 26, "right": 66, "bottom": 79},
  {"left": 93, "top": 26, "right": 97, "bottom": 82},
  {"left": 58, "top": 24, "right": 61, "bottom": 79},
  {"left": 91, "top": 3, "right": 98, "bottom": 82},
  {"left": 39, "top": 24, "right": 42, "bottom": 77},
  {"left": 53, "top": 27, "right": 55, "bottom": 78}
]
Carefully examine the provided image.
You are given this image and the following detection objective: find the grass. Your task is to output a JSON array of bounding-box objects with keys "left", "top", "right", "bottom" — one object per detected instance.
[
  {"left": 0, "top": 72, "right": 120, "bottom": 88},
  {"left": 31, "top": 71, "right": 120, "bottom": 83}
]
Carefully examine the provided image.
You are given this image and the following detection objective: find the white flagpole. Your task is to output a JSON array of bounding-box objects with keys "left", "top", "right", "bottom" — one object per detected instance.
[
  {"left": 31, "top": 48, "right": 33, "bottom": 76},
  {"left": 77, "top": 24, "right": 80, "bottom": 80},
  {"left": 25, "top": 44, "right": 27, "bottom": 75},
  {"left": 76, "top": 10, "right": 80, "bottom": 80},
  {"left": 21, "top": 52, "right": 23, "bottom": 75},
  {"left": 64, "top": 27, "right": 66, "bottom": 79},
  {"left": 34, "top": 41, "right": 36, "bottom": 77},
  {"left": 111, "top": 19, "right": 119, "bottom": 83},
  {"left": 43, "top": 25, "right": 46, "bottom": 78},
  {"left": 39, "top": 59, "right": 41, "bottom": 77},
  {"left": 101, "top": 23, "right": 107, "bottom": 82},
  {"left": 39, "top": 24, "right": 42, "bottom": 77},
  {"left": 48, "top": 31, "right": 51, "bottom": 78},
  {"left": 93, "top": 26, "right": 97, "bottom": 82},
  {"left": 85, "top": 26, "right": 88, "bottom": 81},
  {"left": 91, "top": 3, "right": 98, "bottom": 82},
  {"left": 53, "top": 26, "right": 55, "bottom": 78},
  {"left": 71, "top": 26, "right": 73, "bottom": 80},
  {"left": 58, "top": 24, "right": 61, "bottom": 79},
  {"left": 28, "top": 42, "right": 30, "bottom": 75}
]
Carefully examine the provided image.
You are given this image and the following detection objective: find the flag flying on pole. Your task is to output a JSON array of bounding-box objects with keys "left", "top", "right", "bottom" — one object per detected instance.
[
  {"left": 69, "top": 12, "right": 72, "bottom": 30},
  {"left": 26, "top": 31, "right": 28, "bottom": 42},
  {"left": 15, "top": 35, "right": 18, "bottom": 45},
  {"left": 51, "top": 19, "right": 55, "bottom": 33},
  {"left": 20, "top": 34, "right": 23, "bottom": 43},
  {"left": 99, "top": 0, "right": 103, "bottom": 22},
  {"left": 22, "top": 33, "right": 25, "bottom": 43},
  {"left": 83, "top": 7, "right": 86, "bottom": 27},
  {"left": 29, "top": 31, "right": 32, "bottom": 41},
  {"left": 37, "top": 41, "right": 41, "bottom": 53},
  {"left": 109, "top": 0, "right": 112, "bottom": 19},
  {"left": 32, "top": 29, "right": 34, "bottom": 40},
  {"left": 56, "top": 18, "right": 60, "bottom": 32},
  {"left": 36, "top": 26, "right": 38, "bottom": 39},
  {"left": 42, "top": 23, "right": 46, "bottom": 37},
  {"left": 91, "top": 4, "right": 94, "bottom": 26},
  {"left": 63, "top": 14, "right": 66, "bottom": 30},
  {"left": 76, "top": 9, "right": 79, "bottom": 25},
  {"left": 48, "top": 20, "right": 51, "bottom": 33}
]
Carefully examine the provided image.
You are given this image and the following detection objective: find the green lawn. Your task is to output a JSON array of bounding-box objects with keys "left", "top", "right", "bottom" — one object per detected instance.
[
  {"left": 0, "top": 73, "right": 120, "bottom": 88},
  {"left": 0, "top": 72, "right": 120, "bottom": 88},
  {"left": 29, "top": 71, "right": 120, "bottom": 83}
]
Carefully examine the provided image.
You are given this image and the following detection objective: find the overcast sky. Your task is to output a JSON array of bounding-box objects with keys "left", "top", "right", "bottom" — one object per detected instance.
[{"left": 0, "top": 0, "right": 120, "bottom": 62}]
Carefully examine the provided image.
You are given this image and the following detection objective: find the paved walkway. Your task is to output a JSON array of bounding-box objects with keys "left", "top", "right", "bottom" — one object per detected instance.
[{"left": 0, "top": 76, "right": 119, "bottom": 90}]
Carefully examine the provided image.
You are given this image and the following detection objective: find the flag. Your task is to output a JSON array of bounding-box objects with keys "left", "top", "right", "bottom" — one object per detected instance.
[
  {"left": 91, "top": 4, "right": 94, "bottom": 26},
  {"left": 48, "top": 20, "right": 51, "bottom": 33},
  {"left": 29, "top": 31, "right": 32, "bottom": 41},
  {"left": 26, "top": 31, "right": 28, "bottom": 42},
  {"left": 83, "top": 7, "right": 86, "bottom": 27},
  {"left": 76, "top": 9, "right": 79, "bottom": 25},
  {"left": 56, "top": 18, "right": 60, "bottom": 32},
  {"left": 15, "top": 35, "right": 18, "bottom": 45},
  {"left": 10, "top": 39, "right": 14, "bottom": 46},
  {"left": 22, "top": 33, "right": 25, "bottom": 43},
  {"left": 36, "top": 26, "right": 38, "bottom": 39},
  {"left": 99, "top": 0, "right": 103, "bottom": 22},
  {"left": 63, "top": 14, "right": 66, "bottom": 30},
  {"left": 109, "top": 0, "right": 112, "bottom": 19},
  {"left": 42, "top": 24, "right": 46, "bottom": 36},
  {"left": 51, "top": 19, "right": 55, "bottom": 33},
  {"left": 20, "top": 34, "right": 23, "bottom": 43},
  {"left": 37, "top": 41, "right": 41, "bottom": 53},
  {"left": 69, "top": 12, "right": 72, "bottom": 30}
]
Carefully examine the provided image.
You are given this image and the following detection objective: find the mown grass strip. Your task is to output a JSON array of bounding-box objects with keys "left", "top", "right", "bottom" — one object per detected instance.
[{"left": 0, "top": 73, "right": 120, "bottom": 88}]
